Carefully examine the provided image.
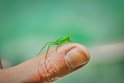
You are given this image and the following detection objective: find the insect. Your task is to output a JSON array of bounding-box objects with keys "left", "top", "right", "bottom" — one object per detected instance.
[{"left": 38, "top": 32, "right": 72, "bottom": 60}]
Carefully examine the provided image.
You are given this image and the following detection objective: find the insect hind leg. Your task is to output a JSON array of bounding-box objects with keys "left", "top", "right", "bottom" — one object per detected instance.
[
  {"left": 45, "top": 44, "right": 51, "bottom": 60},
  {"left": 38, "top": 43, "right": 48, "bottom": 55},
  {"left": 45, "top": 42, "right": 55, "bottom": 60}
]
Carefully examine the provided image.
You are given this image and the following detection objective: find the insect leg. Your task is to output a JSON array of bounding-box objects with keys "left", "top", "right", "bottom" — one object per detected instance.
[
  {"left": 38, "top": 43, "right": 48, "bottom": 55},
  {"left": 45, "top": 44, "right": 51, "bottom": 60},
  {"left": 55, "top": 44, "right": 60, "bottom": 52},
  {"left": 45, "top": 42, "right": 55, "bottom": 59}
]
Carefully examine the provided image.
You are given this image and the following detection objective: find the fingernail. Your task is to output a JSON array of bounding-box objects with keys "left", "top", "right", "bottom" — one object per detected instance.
[{"left": 64, "top": 48, "right": 89, "bottom": 69}]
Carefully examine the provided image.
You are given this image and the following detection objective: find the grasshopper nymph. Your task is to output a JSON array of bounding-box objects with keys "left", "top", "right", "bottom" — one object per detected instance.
[{"left": 38, "top": 32, "right": 72, "bottom": 60}]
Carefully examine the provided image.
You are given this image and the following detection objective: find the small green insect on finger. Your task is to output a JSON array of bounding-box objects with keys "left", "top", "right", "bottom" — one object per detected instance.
[{"left": 38, "top": 32, "right": 73, "bottom": 60}]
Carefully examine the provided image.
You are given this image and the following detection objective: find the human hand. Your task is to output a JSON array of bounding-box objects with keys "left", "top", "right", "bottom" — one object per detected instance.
[{"left": 0, "top": 43, "right": 90, "bottom": 83}]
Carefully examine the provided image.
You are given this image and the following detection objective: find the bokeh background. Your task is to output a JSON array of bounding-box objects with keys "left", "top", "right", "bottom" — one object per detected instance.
[{"left": 0, "top": 0, "right": 124, "bottom": 83}]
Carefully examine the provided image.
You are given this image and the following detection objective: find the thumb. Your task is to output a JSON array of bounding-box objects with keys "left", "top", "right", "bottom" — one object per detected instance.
[
  {"left": 37, "top": 43, "right": 90, "bottom": 83},
  {"left": 0, "top": 43, "right": 90, "bottom": 83}
]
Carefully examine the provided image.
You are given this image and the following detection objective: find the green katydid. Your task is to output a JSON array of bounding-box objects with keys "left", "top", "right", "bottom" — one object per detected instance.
[{"left": 38, "top": 32, "right": 72, "bottom": 60}]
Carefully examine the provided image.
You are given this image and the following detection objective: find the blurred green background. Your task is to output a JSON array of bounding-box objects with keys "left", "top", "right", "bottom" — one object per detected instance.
[{"left": 0, "top": 0, "right": 124, "bottom": 83}]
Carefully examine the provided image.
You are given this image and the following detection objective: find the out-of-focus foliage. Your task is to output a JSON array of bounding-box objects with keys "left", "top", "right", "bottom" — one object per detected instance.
[{"left": 0, "top": 0, "right": 124, "bottom": 83}]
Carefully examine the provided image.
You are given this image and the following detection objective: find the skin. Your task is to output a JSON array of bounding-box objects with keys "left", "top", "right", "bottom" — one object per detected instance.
[{"left": 0, "top": 43, "right": 90, "bottom": 83}]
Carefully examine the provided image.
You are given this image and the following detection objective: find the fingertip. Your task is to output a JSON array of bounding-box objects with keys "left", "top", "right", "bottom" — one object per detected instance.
[
  {"left": 59, "top": 43, "right": 90, "bottom": 62},
  {"left": 37, "top": 43, "right": 90, "bottom": 82}
]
